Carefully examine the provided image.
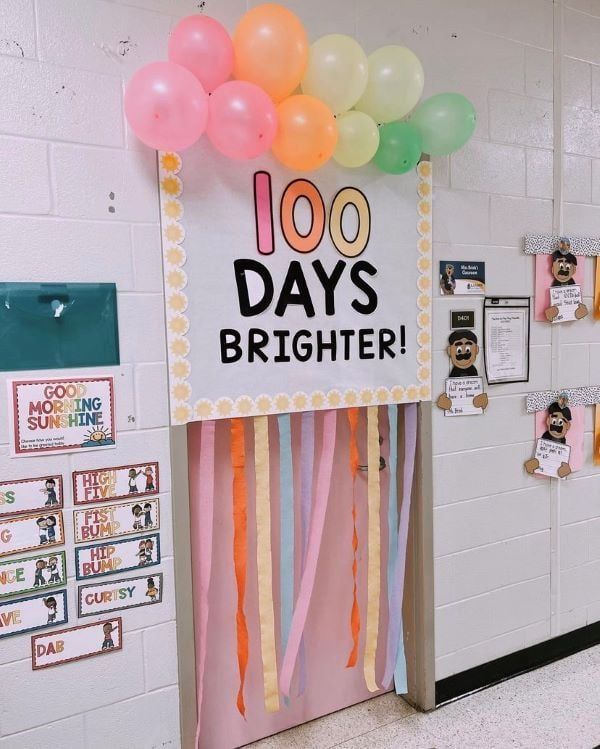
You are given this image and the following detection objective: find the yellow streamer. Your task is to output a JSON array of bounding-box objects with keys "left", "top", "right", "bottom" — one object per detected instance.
[
  {"left": 364, "top": 406, "right": 381, "bottom": 692},
  {"left": 254, "top": 416, "right": 280, "bottom": 712}
]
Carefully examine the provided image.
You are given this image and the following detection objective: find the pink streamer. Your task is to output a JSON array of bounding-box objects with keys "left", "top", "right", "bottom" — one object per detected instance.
[
  {"left": 190, "top": 420, "right": 216, "bottom": 747},
  {"left": 279, "top": 410, "right": 337, "bottom": 697},
  {"left": 382, "top": 404, "right": 417, "bottom": 688}
]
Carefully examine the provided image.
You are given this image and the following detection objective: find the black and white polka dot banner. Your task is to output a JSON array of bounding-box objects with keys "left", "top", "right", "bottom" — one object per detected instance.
[
  {"left": 526, "top": 386, "right": 600, "bottom": 413},
  {"left": 525, "top": 234, "right": 600, "bottom": 257}
]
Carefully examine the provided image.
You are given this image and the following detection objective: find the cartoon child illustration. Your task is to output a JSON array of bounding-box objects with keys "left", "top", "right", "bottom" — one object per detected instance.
[
  {"left": 128, "top": 468, "right": 143, "bottom": 493},
  {"left": 46, "top": 516, "right": 57, "bottom": 544},
  {"left": 36, "top": 516, "right": 48, "bottom": 545},
  {"left": 47, "top": 555, "right": 61, "bottom": 584},
  {"left": 41, "top": 478, "right": 58, "bottom": 507},
  {"left": 101, "top": 621, "right": 117, "bottom": 650},
  {"left": 144, "top": 466, "right": 155, "bottom": 492},
  {"left": 524, "top": 398, "right": 573, "bottom": 478},
  {"left": 440, "top": 263, "right": 456, "bottom": 295},
  {"left": 132, "top": 504, "right": 143, "bottom": 532},
  {"left": 33, "top": 559, "right": 47, "bottom": 587},
  {"left": 545, "top": 239, "right": 588, "bottom": 321},
  {"left": 143, "top": 502, "right": 153, "bottom": 529},
  {"left": 137, "top": 540, "right": 147, "bottom": 566},
  {"left": 44, "top": 596, "right": 57, "bottom": 624},
  {"left": 144, "top": 538, "right": 154, "bottom": 565},
  {"left": 436, "top": 329, "right": 489, "bottom": 412},
  {"left": 146, "top": 577, "right": 159, "bottom": 602}
]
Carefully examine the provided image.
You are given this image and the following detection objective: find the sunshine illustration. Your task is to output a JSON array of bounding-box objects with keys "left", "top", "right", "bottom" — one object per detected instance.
[{"left": 80, "top": 428, "right": 115, "bottom": 448}]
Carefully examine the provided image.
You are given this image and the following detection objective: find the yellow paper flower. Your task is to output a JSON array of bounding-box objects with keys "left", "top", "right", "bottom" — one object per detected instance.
[
  {"left": 172, "top": 404, "right": 191, "bottom": 424},
  {"left": 292, "top": 392, "right": 308, "bottom": 411},
  {"left": 418, "top": 199, "right": 431, "bottom": 216},
  {"left": 417, "top": 275, "right": 431, "bottom": 292},
  {"left": 165, "top": 223, "right": 184, "bottom": 244},
  {"left": 169, "top": 315, "right": 189, "bottom": 336},
  {"left": 166, "top": 246, "right": 185, "bottom": 266},
  {"left": 170, "top": 337, "right": 190, "bottom": 357},
  {"left": 311, "top": 391, "right": 326, "bottom": 409},
  {"left": 360, "top": 388, "right": 373, "bottom": 405},
  {"left": 161, "top": 176, "right": 182, "bottom": 197},
  {"left": 195, "top": 400, "right": 214, "bottom": 418},
  {"left": 418, "top": 237, "right": 432, "bottom": 254},
  {"left": 391, "top": 386, "right": 405, "bottom": 402},
  {"left": 236, "top": 396, "right": 253, "bottom": 415},
  {"left": 418, "top": 311, "right": 431, "bottom": 328},
  {"left": 344, "top": 390, "right": 358, "bottom": 406},
  {"left": 164, "top": 199, "right": 183, "bottom": 220},
  {"left": 171, "top": 359, "right": 191, "bottom": 379},
  {"left": 418, "top": 219, "right": 431, "bottom": 235},
  {"left": 167, "top": 269, "right": 187, "bottom": 290},
  {"left": 420, "top": 384, "right": 431, "bottom": 399},
  {"left": 418, "top": 181, "right": 431, "bottom": 198},
  {"left": 274, "top": 393, "right": 290, "bottom": 412},
  {"left": 417, "top": 348, "right": 431, "bottom": 364},
  {"left": 168, "top": 292, "right": 188, "bottom": 313},
  {"left": 418, "top": 366, "right": 430, "bottom": 382},
  {"left": 418, "top": 162, "right": 432, "bottom": 178},
  {"left": 418, "top": 330, "right": 431, "bottom": 346},
  {"left": 418, "top": 256, "right": 431, "bottom": 272},
  {"left": 406, "top": 385, "right": 418, "bottom": 401},
  {"left": 418, "top": 294, "right": 431, "bottom": 310},
  {"left": 257, "top": 395, "right": 272, "bottom": 414},
  {"left": 328, "top": 390, "right": 342, "bottom": 408},
  {"left": 216, "top": 398, "right": 233, "bottom": 417},
  {"left": 172, "top": 382, "right": 191, "bottom": 401},
  {"left": 160, "top": 152, "right": 181, "bottom": 173}
]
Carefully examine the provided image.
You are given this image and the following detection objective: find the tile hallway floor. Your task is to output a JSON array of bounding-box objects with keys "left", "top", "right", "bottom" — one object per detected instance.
[{"left": 247, "top": 645, "right": 600, "bottom": 748}]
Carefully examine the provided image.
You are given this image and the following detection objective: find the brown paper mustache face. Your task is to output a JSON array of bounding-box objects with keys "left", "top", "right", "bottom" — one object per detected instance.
[
  {"left": 546, "top": 412, "right": 570, "bottom": 439},
  {"left": 552, "top": 258, "right": 575, "bottom": 283},
  {"left": 447, "top": 339, "right": 479, "bottom": 370}
]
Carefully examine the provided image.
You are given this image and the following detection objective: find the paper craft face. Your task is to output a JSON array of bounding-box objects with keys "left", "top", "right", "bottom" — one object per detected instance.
[
  {"left": 544, "top": 402, "right": 572, "bottom": 443},
  {"left": 551, "top": 251, "right": 577, "bottom": 286},
  {"left": 446, "top": 329, "right": 479, "bottom": 375}
]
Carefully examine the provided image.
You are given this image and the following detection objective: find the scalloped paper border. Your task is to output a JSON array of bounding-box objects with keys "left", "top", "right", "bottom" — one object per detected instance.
[{"left": 159, "top": 154, "right": 432, "bottom": 424}]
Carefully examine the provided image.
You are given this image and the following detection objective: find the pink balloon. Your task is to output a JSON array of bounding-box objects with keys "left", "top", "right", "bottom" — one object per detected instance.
[
  {"left": 124, "top": 61, "right": 208, "bottom": 151},
  {"left": 169, "top": 15, "right": 234, "bottom": 93},
  {"left": 207, "top": 81, "right": 278, "bottom": 160}
]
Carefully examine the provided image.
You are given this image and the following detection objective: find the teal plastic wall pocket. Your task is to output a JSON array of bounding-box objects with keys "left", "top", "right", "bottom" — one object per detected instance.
[{"left": 0, "top": 283, "right": 120, "bottom": 372}]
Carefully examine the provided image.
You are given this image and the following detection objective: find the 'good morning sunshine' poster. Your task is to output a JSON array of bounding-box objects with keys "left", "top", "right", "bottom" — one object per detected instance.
[{"left": 9, "top": 377, "right": 116, "bottom": 457}]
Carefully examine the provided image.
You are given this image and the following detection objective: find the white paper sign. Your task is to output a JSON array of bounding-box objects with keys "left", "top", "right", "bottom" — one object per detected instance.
[
  {"left": 0, "top": 550, "right": 67, "bottom": 599},
  {"left": 32, "top": 617, "right": 122, "bottom": 669},
  {"left": 159, "top": 150, "right": 433, "bottom": 423},
  {"left": 534, "top": 438, "right": 571, "bottom": 478},
  {"left": 73, "top": 462, "right": 159, "bottom": 505},
  {"left": 444, "top": 377, "right": 484, "bottom": 416},
  {"left": 549, "top": 284, "right": 583, "bottom": 323},
  {"left": 484, "top": 301, "right": 530, "bottom": 384},
  {"left": 78, "top": 572, "right": 163, "bottom": 617},
  {"left": 0, "top": 589, "right": 67, "bottom": 640},
  {"left": 0, "top": 475, "right": 63, "bottom": 518},
  {"left": 75, "top": 533, "right": 161, "bottom": 580},
  {"left": 9, "top": 377, "right": 116, "bottom": 457},
  {"left": 73, "top": 498, "right": 160, "bottom": 544},
  {"left": 0, "top": 511, "right": 65, "bottom": 558}
]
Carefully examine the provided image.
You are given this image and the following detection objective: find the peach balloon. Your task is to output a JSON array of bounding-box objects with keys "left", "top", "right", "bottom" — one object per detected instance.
[
  {"left": 233, "top": 3, "right": 308, "bottom": 102},
  {"left": 272, "top": 95, "right": 338, "bottom": 171}
]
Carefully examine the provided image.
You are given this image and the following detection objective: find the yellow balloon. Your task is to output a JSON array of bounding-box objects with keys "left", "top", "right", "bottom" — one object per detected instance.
[
  {"left": 301, "top": 34, "right": 368, "bottom": 115},
  {"left": 355, "top": 45, "right": 424, "bottom": 123},
  {"left": 334, "top": 111, "right": 380, "bottom": 168}
]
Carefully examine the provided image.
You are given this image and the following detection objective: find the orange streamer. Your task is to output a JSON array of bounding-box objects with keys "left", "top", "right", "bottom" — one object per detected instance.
[
  {"left": 231, "top": 418, "right": 249, "bottom": 717},
  {"left": 346, "top": 407, "right": 360, "bottom": 668}
]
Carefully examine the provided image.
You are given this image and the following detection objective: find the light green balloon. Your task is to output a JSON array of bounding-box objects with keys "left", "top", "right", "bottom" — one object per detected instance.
[
  {"left": 301, "top": 34, "right": 368, "bottom": 115},
  {"left": 410, "top": 93, "right": 476, "bottom": 156},
  {"left": 355, "top": 45, "right": 424, "bottom": 124},
  {"left": 334, "top": 111, "right": 380, "bottom": 168},
  {"left": 373, "top": 121, "right": 422, "bottom": 175}
]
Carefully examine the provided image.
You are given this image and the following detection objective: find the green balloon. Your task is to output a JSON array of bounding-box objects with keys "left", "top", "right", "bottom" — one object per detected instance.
[
  {"left": 373, "top": 121, "right": 422, "bottom": 175},
  {"left": 410, "top": 93, "right": 476, "bottom": 156}
]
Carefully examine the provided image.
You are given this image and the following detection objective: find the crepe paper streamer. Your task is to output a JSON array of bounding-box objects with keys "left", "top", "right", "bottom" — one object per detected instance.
[
  {"left": 254, "top": 416, "right": 280, "bottom": 713},
  {"left": 254, "top": 171, "right": 275, "bottom": 255},
  {"left": 595, "top": 259, "right": 600, "bottom": 320},
  {"left": 346, "top": 407, "right": 360, "bottom": 668},
  {"left": 595, "top": 405, "right": 600, "bottom": 465},
  {"left": 298, "top": 410, "right": 315, "bottom": 693},
  {"left": 387, "top": 405, "right": 399, "bottom": 612},
  {"left": 364, "top": 406, "right": 381, "bottom": 693},
  {"left": 191, "top": 420, "right": 215, "bottom": 747},
  {"left": 393, "top": 618, "right": 408, "bottom": 695},
  {"left": 280, "top": 410, "right": 337, "bottom": 698},
  {"left": 383, "top": 403, "right": 418, "bottom": 690},
  {"left": 230, "top": 418, "right": 250, "bottom": 717},
  {"left": 277, "top": 414, "right": 294, "bottom": 668}
]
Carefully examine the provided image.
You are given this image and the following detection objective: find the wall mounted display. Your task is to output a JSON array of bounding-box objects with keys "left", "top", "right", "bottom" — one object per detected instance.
[
  {"left": 0, "top": 511, "right": 65, "bottom": 558},
  {"left": 159, "top": 152, "right": 432, "bottom": 424},
  {"left": 0, "top": 283, "right": 119, "bottom": 372},
  {"left": 0, "top": 589, "right": 67, "bottom": 640},
  {"left": 9, "top": 377, "right": 116, "bottom": 457},
  {"left": 525, "top": 234, "right": 600, "bottom": 323},
  {"left": 0, "top": 475, "right": 63, "bottom": 518},
  {"left": 75, "top": 533, "right": 161, "bottom": 580},
  {"left": 73, "top": 498, "right": 160, "bottom": 543},
  {"left": 436, "top": 329, "right": 488, "bottom": 416},
  {"left": 72, "top": 461, "right": 159, "bottom": 505},
  {"left": 483, "top": 297, "right": 530, "bottom": 385},
  {"left": 32, "top": 617, "right": 122, "bottom": 670},
  {"left": 0, "top": 550, "right": 67, "bottom": 600},
  {"left": 78, "top": 572, "right": 163, "bottom": 617},
  {"left": 438, "top": 260, "right": 485, "bottom": 296}
]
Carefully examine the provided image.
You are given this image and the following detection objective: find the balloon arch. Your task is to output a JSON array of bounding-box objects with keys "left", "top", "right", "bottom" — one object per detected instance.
[{"left": 125, "top": 3, "right": 476, "bottom": 172}]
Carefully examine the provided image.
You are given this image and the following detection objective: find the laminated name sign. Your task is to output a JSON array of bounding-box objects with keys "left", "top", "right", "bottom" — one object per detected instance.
[
  {"left": 32, "top": 617, "right": 122, "bottom": 669},
  {"left": 0, "top": 511, "right": 65, "bottom": 558},
  {"left": 444, "top": 377, "right": 484, "bottom": 416},
  {"left": 73, "top": 498, "right": 160, "bottom": 543},
  {"left": 0, "top": 550, "right": 67, "bottom": 599},
  {"left": 78, "top": 572, "right": 163, "bottom": 617},
  {"left": 9, "top": 377, "right": 115, "bottom": 456},
  {"left": 73, "top": 462, "right": 159, "bottom": 505},
  {"left": 75, "top": 534, "right": 160, "bottom": 580},
  {"left": 0, "top": 589, "right": 67, "bottom": 640},
  {"left": 0, "top": 475, "right": 63, "bottom": 518}
]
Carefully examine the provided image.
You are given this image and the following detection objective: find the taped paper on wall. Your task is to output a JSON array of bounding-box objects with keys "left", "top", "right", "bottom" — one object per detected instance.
[
  {"left": 32, "top": 617, "right": 122, "bottom": 669},
  {"left": 0, "top": 475, "right": 63, "bottom": 518}
]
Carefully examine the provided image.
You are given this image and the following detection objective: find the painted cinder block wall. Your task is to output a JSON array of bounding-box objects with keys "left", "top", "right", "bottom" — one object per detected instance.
[{"left": 1, "top": 0, "right": 600, "bottom": 746}]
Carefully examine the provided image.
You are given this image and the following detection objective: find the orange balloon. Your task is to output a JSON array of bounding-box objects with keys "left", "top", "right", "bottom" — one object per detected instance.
[
  {"left": 272, "top": 95, "right": 338, "bottom": 171},
  {"left": 233, "top": 3, "right": 308, "bottom": 103}
]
